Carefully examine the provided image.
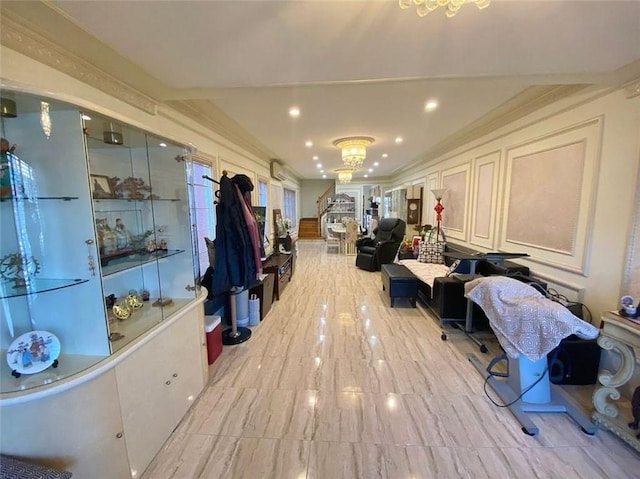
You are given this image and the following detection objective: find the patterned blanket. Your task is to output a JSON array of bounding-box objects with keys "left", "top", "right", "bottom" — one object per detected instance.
[
  {"left": 397, "top": 260, "right": 450, "bottom": 296},
  {"left": 465, "top": 276, "right": 599, "bottom": 360}
]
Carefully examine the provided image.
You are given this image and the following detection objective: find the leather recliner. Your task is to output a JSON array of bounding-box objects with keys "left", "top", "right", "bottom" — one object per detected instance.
[{"left": 355, "top": 218, "right": 406, "bottom": 271}]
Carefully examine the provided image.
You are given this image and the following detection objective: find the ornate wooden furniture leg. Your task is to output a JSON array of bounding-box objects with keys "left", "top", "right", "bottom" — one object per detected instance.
[{"left": 592, "top": 312, "right": 640, "bottom": 452}]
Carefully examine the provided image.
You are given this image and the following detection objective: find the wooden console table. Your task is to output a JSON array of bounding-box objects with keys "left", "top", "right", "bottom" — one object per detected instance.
[
  {"left": 592, "top": 311, "right": 640, "bottom": 452},
  {"left": 262, "top": 251, "right": 296, "bottom": 301}
]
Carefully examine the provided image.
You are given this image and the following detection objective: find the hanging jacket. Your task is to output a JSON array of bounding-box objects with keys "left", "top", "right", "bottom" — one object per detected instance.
[{"left": 210, "top": 174, "right": 256, "bottom": 295}]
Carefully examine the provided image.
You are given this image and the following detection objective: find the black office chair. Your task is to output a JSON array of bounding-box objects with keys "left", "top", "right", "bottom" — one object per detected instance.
[{"left": 355, "top": 218, "right": 406, "bottom": 271}]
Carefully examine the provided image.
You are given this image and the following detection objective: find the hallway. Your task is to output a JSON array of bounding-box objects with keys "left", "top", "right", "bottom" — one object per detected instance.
[{"left": 143, "top": 240, "right": 640, "bottom": 478}]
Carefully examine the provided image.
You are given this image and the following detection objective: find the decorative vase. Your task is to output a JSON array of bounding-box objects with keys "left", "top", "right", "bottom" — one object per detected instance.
[{"left": 283, "top": 232, "right": 292, "bottom": 252}]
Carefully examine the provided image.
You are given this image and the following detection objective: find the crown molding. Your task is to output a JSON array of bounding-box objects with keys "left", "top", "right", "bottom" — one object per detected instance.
[
  {"left": 623, "top": 78, "right": 640, "bottom": 99},
  {"left": 395, "top": 84, "right": 590, "bottom": 175},
  {"left": 1, "top": 13, "right": 158, "bottom": 115}
]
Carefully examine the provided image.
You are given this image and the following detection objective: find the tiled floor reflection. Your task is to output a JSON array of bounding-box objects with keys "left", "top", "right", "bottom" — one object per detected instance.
[{"left": 143, "top": 240, "right": 640, "bottom": 479}]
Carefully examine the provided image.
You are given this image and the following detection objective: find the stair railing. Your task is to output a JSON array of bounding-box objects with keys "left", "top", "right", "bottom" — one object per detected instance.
[{"left": 316, "top": 183, "right": 336, "bottom": 236}]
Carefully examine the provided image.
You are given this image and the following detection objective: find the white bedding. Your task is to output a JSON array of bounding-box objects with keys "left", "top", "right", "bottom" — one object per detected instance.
[{"left": 397, "top": 260, "right": 450, "bottom": 293}]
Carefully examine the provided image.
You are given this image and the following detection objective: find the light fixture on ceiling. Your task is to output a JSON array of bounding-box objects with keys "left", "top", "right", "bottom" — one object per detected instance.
[
  {"left": 333, "top": 136, "right": 374, "bottom": 170},
  {"left": 425, "top": 99, "right": 439, "bottom": 111},
  {"left": 336, "top": 168, "right": 354, "bottom": 184},
  {"left": 399, "top": 0, "right": 491, "bottom": 18},
  {"left": 103, "top": 121, "right": 123, "bottom": 145}
]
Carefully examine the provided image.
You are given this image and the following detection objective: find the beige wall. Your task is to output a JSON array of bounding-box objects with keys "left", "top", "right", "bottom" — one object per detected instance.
[
  {"left": 300, "top": 179, "right": 334, "bottom": 217},
  {"left": 393, "top": 88, "right": 640, "bottom": 317}
]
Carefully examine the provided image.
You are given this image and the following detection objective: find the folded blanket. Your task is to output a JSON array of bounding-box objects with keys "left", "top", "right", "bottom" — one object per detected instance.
[
  {"left": 397, "top": 260, "right": 449, "bottom": 296},
  {"left": 465, "top": 276, "right": 599, "bottom": 361}
]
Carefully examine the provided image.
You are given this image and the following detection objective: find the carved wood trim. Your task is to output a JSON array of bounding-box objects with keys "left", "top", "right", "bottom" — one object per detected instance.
[{"left": 1, "top": 17, "right": 158, "bottom": 115}]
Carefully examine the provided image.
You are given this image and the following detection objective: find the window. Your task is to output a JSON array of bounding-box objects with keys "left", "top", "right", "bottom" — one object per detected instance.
[
  {"left": 283, "top": 188, "right": 297, "bottom": 228},
  {"left": 191, "top": 160, "right": 216, "bottom": 277},
  {"left": 257, "top": 177, "right": 270, "bottom": 246}
]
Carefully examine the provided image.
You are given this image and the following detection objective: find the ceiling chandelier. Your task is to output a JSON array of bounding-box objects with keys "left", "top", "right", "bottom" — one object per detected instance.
[
  {"left": 336, "top": 168, "right": 354, "bottom": 184},
  {"left": 333, "top": 136, "right": 374, "bottom": 170},
  {"left": 399, "top": 0, "right": 491, "bottom": 18}
]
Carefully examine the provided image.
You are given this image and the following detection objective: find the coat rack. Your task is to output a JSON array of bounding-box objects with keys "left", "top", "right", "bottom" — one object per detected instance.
[{"left": 203, "top": 171, "right": 252, "bottom": 345}]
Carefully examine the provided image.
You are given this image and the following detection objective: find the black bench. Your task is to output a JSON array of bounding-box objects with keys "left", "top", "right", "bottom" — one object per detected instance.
[{"left": 381, "top": 263, "right": 418, "bottom": 307}]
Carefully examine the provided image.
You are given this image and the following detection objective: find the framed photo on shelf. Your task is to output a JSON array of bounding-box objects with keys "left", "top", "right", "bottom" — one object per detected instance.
[
  {"left": 411, "top": 235, "right": 422, "bottom": 257},
  {"left": 273, "top": 208, "right": 283, "bottom": 236},
  {"left": 90, "top": 174, "right": 114, "bottom": 199}
]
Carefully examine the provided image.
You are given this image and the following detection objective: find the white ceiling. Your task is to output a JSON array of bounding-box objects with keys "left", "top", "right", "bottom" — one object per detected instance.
[{"left": 37, "top": 0, "right": 640, "bottom": 180}]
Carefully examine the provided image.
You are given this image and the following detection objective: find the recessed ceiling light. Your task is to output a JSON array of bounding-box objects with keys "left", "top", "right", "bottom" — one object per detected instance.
[
  {"left": 395, "top": 137, "right": 403, "bottom": 144},
  {"left": 425, "top": 99, "right": 439, "bottom": 112},
  {"left": 81, "top": 114, "right": 92, "bottom": 121},
  {"left": 316, "top": 163, "right": 322, "bottom": 168},
  {"left": 382, "top": 153, "right": 388, "bottom": 158},
  {"left": 368, "top": 168, "right": 373, "bottom": 173},
  {"left": 320, "top": 170, "right": 324, "bottom": 173},
  {"left": 364, "top": 174, "right": 369, "bottom": 178},
  {"left": 322, "top": 174, "right": 327, "bottom": 179},
  {"left": 373, "top": 162, "right": 379, "bottom": 167},
  {"left": 305, "top": 140, "right": 313, "bottom": 147},
  {"left": 159, "top": 143, "right": 167, "bottom": 147},
  {"left": 313, "top": 156, "right": 319, "bottom": 160},
  {"left": 289, "top": 107, "right": 300, "bottom": 118}
]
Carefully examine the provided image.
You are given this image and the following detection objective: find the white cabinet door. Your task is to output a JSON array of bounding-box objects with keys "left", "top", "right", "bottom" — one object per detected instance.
[
  {"left": 163, "top": 312, "right": 206, "bottom": 429},
  {"left": 0, "top": 370, "right": 130, "bottom": 479},
  {"left": 116, "top": 309, "right": 205, "bottom": 478}
]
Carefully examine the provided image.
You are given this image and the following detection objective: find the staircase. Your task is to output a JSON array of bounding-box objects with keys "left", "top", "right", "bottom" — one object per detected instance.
[{"left": 298, "top": 217, "right": 322, "bottom": 239}]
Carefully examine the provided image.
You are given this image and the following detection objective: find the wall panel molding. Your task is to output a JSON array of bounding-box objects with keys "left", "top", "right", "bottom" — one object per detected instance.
[
  {"left": 426, "top": 173, "right": 439, "bottom": 227},
  {"left": 441, "top": 162, "right": 470, "bottom": 242},
  {"left": 499, "top": 117, "right": 603, "bottom": 274},
  {"left": 470, "top": 150, "right": 501, "bottom": 250}
]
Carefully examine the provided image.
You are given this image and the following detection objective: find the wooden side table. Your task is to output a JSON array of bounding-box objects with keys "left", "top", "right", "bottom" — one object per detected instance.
[
  {"left": 262, "top": 252, "right": 295, "bottom": 301},
  {"left": 592, "top": 311, "right": 640, "bottom": 452}
]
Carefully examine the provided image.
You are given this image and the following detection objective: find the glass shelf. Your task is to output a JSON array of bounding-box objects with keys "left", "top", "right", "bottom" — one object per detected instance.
[
  {"left": 0, "top": 196, "right": 79, "bottom": 202},
  {"left": 101, "top": 249, "right": 185, "bottom": 276},
  {"left": 0, "top": 278, "right": 89, "bottom": 299},
  {"left": 0, "top": 351, "right": 107, "bottom": 394},
  {"left": 93, "top": 198, "right": 181, "bottom": 203}
]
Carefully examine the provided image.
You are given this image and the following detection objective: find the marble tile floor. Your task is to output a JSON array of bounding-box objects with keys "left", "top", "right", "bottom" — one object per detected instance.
[{"left": 143, "top": 240, "right": 640, "bottom": 479}]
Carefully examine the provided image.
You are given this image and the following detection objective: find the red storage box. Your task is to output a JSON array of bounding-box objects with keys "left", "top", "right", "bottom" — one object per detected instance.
[{"left": 205, "top": 315, "right": 222, "bottom": 365}]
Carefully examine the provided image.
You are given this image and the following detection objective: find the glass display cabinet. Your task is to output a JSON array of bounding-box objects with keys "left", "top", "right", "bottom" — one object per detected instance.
[{"left": 0, "top": 90, "right": 199, "bottom": 395}]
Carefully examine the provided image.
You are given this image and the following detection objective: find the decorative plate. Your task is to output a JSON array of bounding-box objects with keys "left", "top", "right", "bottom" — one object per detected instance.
[{"left": 6, "top": 330, "right": 61, "bottom": 375}]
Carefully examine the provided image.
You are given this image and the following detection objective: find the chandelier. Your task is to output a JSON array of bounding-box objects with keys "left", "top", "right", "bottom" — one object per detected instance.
[
  {"left": 336, "top": 168, "right": 354, "bottom": 184},
  {"left": 333, "top": 136, "right": 374, "bottom": 170},
  {"left": 399, "top": 0, "right": 491, "bottom": 18}
]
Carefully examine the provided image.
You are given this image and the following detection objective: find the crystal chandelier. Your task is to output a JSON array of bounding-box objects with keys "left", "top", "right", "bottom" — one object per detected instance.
[
  {"left": 399, "top": 0, "right": 491, "bottom": 18},
  {"left": 336, "top": 168, "right": 354, "bottom": 184},
  {"left": 333, "top": 137, "right": 374, "bottom": 170}
]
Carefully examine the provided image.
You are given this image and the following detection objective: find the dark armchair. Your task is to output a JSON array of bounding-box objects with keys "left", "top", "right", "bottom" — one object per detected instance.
[{"left": 355, "top": 218, "right": 406, "bottom": 271}]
